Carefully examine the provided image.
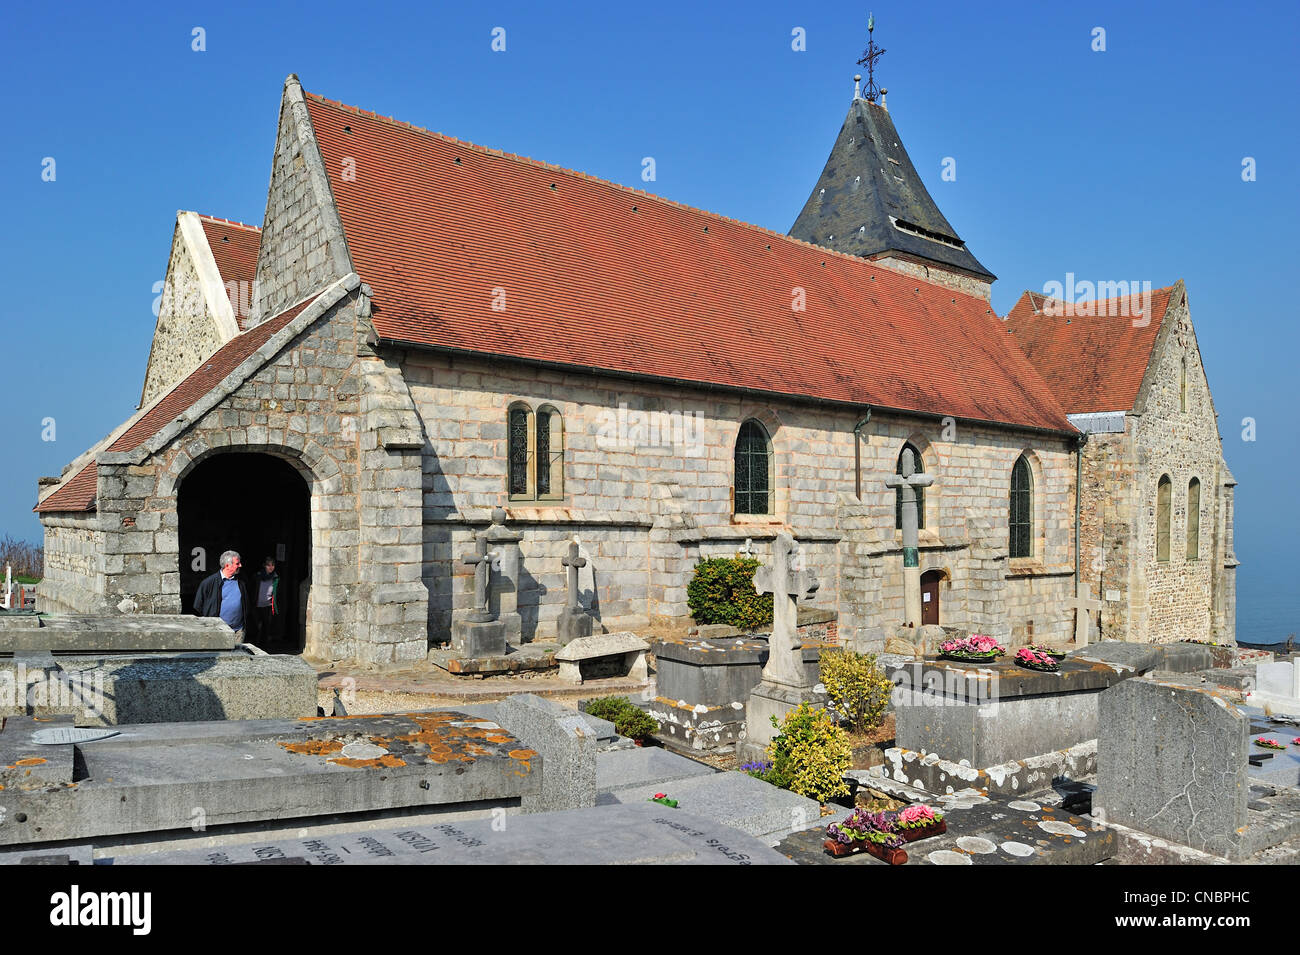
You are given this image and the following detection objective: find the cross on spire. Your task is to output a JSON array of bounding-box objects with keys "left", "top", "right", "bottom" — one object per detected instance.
[{"left": 856, "top": 13, "right": 887, "bottom": 103}]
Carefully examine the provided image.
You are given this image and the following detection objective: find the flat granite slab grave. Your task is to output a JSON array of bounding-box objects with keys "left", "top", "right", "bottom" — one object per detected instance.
[
  {"left": 0, "top": 710, "right": 543, "bottom": 847},
  {"left": 0, "top": 614, "right": 240, "bottom": 653},
  {"left": 426, "top": 643, "right": 558, "bottom": 677},
  {"left": 887, "top": 656, "right": 1140, "bottom": 769},
  {"left": 777, "top": 793, "right": 1116, "bottom": 865},
  {"left": 598, "top": 769, "right": 823, "bottom": 845},
  {"left": 595, "top": 746, "right": 719, "bottom": 792},
  {"left": 98, "top": 803, "right": 793, "bottom": 865},
  {"left": 0, "top": 648, "right": 317, "bottom": 724}
]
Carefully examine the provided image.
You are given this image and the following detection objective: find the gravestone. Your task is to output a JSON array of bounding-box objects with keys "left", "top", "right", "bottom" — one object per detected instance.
[
  {"left": 1065, "top": 582, "right": 1102, "bottom": 647},
  {"left": 739, "top": 533, "right": 823, "bottom": 763},
  {"left": 555, "top": 632, "right": 648, "bottom": 685},
  {"left": 484, "top": 507, "right": 524, "bottom": 645},
  {"left": 452, "top": 520, "right": 507, "bottom": 657},
  {"left": 1246, "top": 660, "right": 1300, "bottom": 717},
  {"left": 555, "top": 539, "right": 595, "bottom": 645},
  {"left": 1093, "top": 678, "right": 1294, "bottom": 860},
  {"left": 884, "top": 448, "right": 933, "bottom": 628}
]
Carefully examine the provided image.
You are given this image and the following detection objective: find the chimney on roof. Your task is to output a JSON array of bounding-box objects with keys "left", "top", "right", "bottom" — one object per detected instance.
[
  {"left": 854, "top": 74, "right": 862, "bottom": 100},
  {"left": 880, "top": 87, "right": 888, "bottom": 111}
]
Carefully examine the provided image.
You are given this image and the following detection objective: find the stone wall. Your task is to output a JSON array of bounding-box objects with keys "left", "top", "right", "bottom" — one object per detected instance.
[
  {"left": 1128, "top": 294, "right": 1232, "bottom": 644},
  {"left": 870, "top": 252, "right": 993, "bottom": 303},
  {"left": 250, "top": 76, "right": 351, "bottom": 327},
  {"left": 140, "top": 228, "right": 225, "bottom": 406},
  {"left": 403, "top": 350, "right": 1078, "bottom": 646},
  {"left": 37, "top": 514, "right": 105, "bottom": 613},
  {"left": 1079, "top": 430, "right": 1137, "bottom": 641}
]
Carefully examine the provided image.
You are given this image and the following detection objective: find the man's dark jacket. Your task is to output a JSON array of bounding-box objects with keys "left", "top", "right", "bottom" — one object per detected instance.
[{"left": 194, "top": 570, "right": 250, "bottom": 627}]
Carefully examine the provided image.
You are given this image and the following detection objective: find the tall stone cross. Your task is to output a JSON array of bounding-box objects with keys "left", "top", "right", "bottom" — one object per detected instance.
[
  {"left": 1067, "top": 581, "right": 1103, "bottom": 647},
  {"left": 884, "top": 448, "right": 934, "bottom": 628},
  {"left": 561, "top": 540, "right": 587, "bottom": 612},
  {"left": 753, "top": 532, "right": 820, "bottom": 689},
  {"left": 462, "top": 532, "right": 501, "bottom": 623}
]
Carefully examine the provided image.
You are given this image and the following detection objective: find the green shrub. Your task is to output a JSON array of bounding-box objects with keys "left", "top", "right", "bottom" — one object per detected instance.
[
  {"left": 819, "top": 649, "right": 893, "bottom": 734},
  {"left": 765, "top": 702, "right": 851, "bottom": 802},
  {"left": 686, "top": 557, "right": 773, "bottom": 630},
  {"left": 582, "top": 696, "right": 660, "bottom": 742}
]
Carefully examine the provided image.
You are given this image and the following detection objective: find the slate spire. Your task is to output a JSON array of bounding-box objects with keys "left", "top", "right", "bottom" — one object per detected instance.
[{"left": 789, "top": 87, "right": 995, "bottom": 283}]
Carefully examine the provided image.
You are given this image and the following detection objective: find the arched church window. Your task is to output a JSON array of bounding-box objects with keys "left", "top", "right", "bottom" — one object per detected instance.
[
  {"left": 895, "top": 443, "right": 925, "bottom": 530},
  {"left": 1009, "top": 454, "right": 1033, "bottom": 558},
  {"left": 1187, "top": 477, "right": 1201, "bottom": 559},
  {"left": 1156, "top": 475, "right": 1172, "bottom": 562},
  {"left": 507, "top": 403, "right": 564, "bottom": 501},
  {"left": 734, "top": 419, "right": 772, "bottom": 515}
]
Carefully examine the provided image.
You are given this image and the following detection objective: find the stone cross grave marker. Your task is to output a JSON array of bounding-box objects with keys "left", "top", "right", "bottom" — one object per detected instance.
[
  {"left": 884, "top": 448, "right": 934, "bottom": 627},
  {"left": 1066, "top": 581, "right": 1102, "bottom": 647},
  {"left": 753, "top": 531, "right": 819, "bottom": 689},
  {"left": 462, "top": 531, "right": 502, "bottom": 624},
  {"left": 738, "top": 538, "right": 756, "bottom": 558},
  {"left": 561, "top": 540, "right": 586, "bottom": 613}
]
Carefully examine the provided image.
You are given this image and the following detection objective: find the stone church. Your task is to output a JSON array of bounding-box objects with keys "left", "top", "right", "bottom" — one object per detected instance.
[{"left": 34, "top": 74, "right": 1237, "bottom": 664}]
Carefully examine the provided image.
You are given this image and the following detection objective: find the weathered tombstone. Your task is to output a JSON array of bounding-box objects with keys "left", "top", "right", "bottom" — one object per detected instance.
[
  {"left": 483, "top": 507, "right": 524, "bottom": 645},
  {"left": 556, "top": 539, "right": 595, "bottom": 645},
  {"left": 1095, "top": 678, "right": 1261, "bottom": 859},
  {"left": 884, "top": 449, "right": 933, "bottom": 628},
  {"left": 1065, "top": 581, "right": 1102, "bottom": 647},
  {"left": 739, "top": 532, "right": 822, "bottom": 762},
  {"left": 452, "top": 528, "right": 506, "bottom": 658}
]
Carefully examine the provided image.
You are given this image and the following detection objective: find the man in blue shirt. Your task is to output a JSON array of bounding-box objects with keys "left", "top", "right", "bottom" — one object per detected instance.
[{"left": 194, "top": 550, "right": 250, "bottom": 639}]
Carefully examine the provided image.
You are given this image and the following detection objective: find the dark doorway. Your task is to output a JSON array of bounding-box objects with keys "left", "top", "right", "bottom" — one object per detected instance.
[
  {"left": 920, "top": 570, "right": 943, "bottom": 626},
  {"left": 178, "top": 453, "right": 310, "bottom": 653}
]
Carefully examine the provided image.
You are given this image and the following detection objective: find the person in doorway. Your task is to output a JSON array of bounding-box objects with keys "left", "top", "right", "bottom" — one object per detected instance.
[
  {"left": 254, "top": 556, "right": 280, "bottom": 645},
  {"left": 194, "top": 550, "right": 249, "bottom": 639}
]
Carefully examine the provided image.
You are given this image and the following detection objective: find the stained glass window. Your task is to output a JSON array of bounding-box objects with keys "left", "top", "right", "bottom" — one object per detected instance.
[
  {"left": 734, "top": 420, "right": 771, "bottom": 515},
  {"left": 1009, "top": 455, "right": 1032, "bottom": 558},
  {"left": 509, "top": 406, "right": 530, "bottom": 498},
  {"left": 1157, "top": 475, "right": 1171, "bottom": 562}
]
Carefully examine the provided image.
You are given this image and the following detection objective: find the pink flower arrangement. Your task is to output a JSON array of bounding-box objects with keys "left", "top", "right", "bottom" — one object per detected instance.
[
  {"left": 897, "top": 804, "right": 942, "bottom": 829},
  {"left": 1014, "top": 647, "right": 1061, "bottom": 671},
  {"left": 1254, "top": 737, "right": 1286, "bottom": 751},
  {"left": 1294, "top": 738, "right": 1300, "bottom": 747},
  {"left": 939, "top": 634, "right": 1006, "bottom": 658}
]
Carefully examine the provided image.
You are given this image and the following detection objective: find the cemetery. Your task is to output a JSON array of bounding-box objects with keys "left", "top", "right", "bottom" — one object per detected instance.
[{"left": 1, "top": 523, "right": 1296, "bottom": 867}]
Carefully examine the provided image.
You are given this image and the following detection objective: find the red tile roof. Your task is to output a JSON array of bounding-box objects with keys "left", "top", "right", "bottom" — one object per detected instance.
[
  {"left": 197, "top": 215, "right": 261, "bottom": 330},
  {"left": 35, "top": 298, "right": 312, "bottom": 513},
  {"left": 303, "top": 93, "right": 1074, "bottom": 434},
  {"left": 1003, "top": 287, "right": 1175, "bottom": 414}
]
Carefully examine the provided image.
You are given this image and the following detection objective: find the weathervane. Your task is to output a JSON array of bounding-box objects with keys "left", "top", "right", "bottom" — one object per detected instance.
[{"left": 856, "top": 13, "right": 886, "bottom": 103}]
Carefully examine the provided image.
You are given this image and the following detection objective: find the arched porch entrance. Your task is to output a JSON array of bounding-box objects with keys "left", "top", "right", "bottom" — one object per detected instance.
[{"left": 178, "top": 452, "right": 311, "bottom": 653}]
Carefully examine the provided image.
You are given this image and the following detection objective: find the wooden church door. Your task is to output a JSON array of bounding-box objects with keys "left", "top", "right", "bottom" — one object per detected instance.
[{"left": 920, "top": 570, "right": 942, "bottom": 625}]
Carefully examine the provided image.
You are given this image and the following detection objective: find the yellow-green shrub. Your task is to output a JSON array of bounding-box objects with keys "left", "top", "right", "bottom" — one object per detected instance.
[
  {"left": 766, "top": 703, "right": 851, "bottom": 802},
  {"left": 819, "top": 649, "right": 893, "bottom": 734}
]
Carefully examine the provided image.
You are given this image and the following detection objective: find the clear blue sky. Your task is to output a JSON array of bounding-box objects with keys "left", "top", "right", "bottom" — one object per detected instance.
[{"left": 1, "top": 1, "right": 1296, "bottom": 637}]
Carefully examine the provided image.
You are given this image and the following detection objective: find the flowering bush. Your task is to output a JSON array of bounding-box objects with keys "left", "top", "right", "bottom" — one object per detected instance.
[
  {"left": 819, "top": 648, "right": 893, "bottom": 733},
  {"left": 765, "top": 703, "right": 851, "bottom": 802},
  {"left": 1015, "top": 647, "right": 1061, "bottom": 671},
  {"left": 896, "top": 804, "right": 944, "bottom": 830},
  {"left": 939, "top": 634, "right": 1006, "bottom": 659},
  {"left": 826, "top": 808, "right": 904, "bottom": 849},
  {"left": 1254, "top": 737, "right": 1286, "bottom": 751}
]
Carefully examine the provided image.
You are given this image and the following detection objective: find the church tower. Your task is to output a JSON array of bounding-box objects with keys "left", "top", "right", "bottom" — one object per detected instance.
[{"left": 790, "top": 25, "right": 995, "bottom": 299}]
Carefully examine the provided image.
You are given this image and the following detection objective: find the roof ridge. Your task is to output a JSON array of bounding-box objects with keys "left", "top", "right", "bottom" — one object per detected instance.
[
  {"left": 302, "top": 90, "right": 991, "bottom": 306},
  {"left": 195, "top": 213, "right": 261, "bottom": 231},
  {"left": 1027, "top": 284, "right": 1176, "bottom": 311}
]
